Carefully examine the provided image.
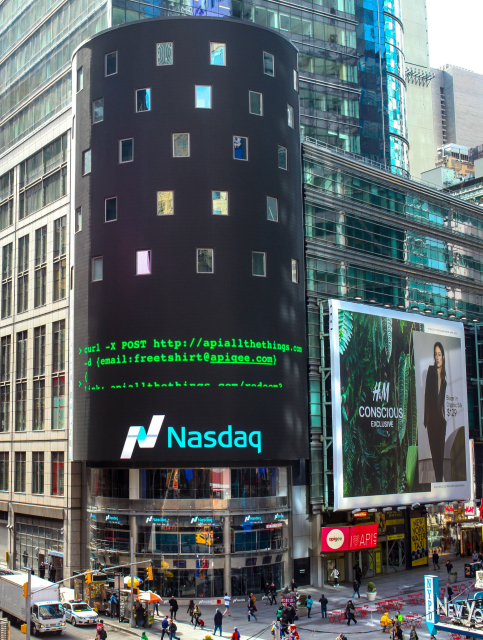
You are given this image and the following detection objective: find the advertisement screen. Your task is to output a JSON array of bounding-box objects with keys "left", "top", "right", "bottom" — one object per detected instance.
[
  {"left": 321, "top": 527, "right": 350, "bottom": 552},
  {"left": 410, "top": 517, "right": 428, "bottom": 567},
  {"left": 330, "top": 300, "right": 471, "bottom": 510},
  {"left": 321, "top": 525, "right": 378, "bottom": 552}
]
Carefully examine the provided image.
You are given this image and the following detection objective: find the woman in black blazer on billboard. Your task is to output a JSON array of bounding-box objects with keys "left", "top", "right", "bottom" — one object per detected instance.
[{"left": 424, "top": 342, "right": 447, "bottom": 482}]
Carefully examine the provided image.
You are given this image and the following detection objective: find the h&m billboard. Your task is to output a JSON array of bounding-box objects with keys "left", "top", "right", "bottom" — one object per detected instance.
[{"left": 330, "top": 300, "right": 471, "bottom": 511}]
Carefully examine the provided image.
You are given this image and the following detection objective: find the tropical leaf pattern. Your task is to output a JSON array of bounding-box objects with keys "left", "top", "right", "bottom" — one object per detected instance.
[{"left": 339, "top": 310, "right": 353, "bottom": 354}]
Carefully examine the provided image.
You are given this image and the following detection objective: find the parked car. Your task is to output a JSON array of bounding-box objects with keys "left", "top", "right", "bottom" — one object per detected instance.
[{"left": 63, "top": 602, "right": 98, "bottom": 626}]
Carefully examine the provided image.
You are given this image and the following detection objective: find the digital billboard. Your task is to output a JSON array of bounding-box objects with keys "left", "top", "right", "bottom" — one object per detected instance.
[
  {"left": 330, "top": 300, "right": 471, "bottom": 510},
  {"left": 321, "top": 524, "right": 378, "bottom": 552}
]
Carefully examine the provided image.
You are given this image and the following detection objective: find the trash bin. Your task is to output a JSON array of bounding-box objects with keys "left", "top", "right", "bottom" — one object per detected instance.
[{"left": 465, "top": 563, "right": 472, "bottom": 577}]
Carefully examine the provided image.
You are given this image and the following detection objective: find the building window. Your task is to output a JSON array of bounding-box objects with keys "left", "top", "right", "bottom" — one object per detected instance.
[
  {"left": 16, "top": 331, "right": 27, "bottom": 380},
  {"left": 17, "top": 234, "right": 29, "bottom": 314},
  {"left": 77, "top": 67, "right": 83, "bottom": 92},
  {"left": 197, "top": 249, "right": 213, "bottom": 274},
  {"left": 34, "top": 268, "right": 46, "bottom": 307},
  {"left": 195, "top": 86, "right": 212, "bottom": 109},
  {"left": 54, "top": 216, "right": 66, "bottom": 259},
  {"left": 52, "top": 376, "right": 65, "bottom": 430},
  {"left": 15, "top": 383, "right": 27, "bottom": 432},
  {"left": 173, "top": 134, "right": 190, "bottom": 157},
  {"left": 82, "top": 149, "right": 91, "bottom": 175},
  {"left": 136, "top": 88, "right": 151, "bottom": 112},
  {"left": 252, "top": 251, "right": 266, "bottom": 277},
  {"left": 278, "top": 146, "right": 288, "bottom": 170},
  {"left": 93, "top": 98, "right": 104, "bottom": 124},
  {"left": 35, "top": 226, "right": 47, "bottom": 266},
  {"left": 33, "top": 380, "right": 45, "bottom": 431},
  {"left": 249, "top": 91, "right": 263, "bottom": 116},
  {"left": 1, "top": 243, "right": 12, "bottom": 320},
  {"left": 52, "top": 452, "right": 64, "bottom": 496},
  {"left": 34, "top": 326, "right": 46, "bottom": 377},
  {"left": 136, "top": 250, "right": 151, "bottom": 275},
  {"left": 263, "top": 52, "right": 274, "bottom": 76},
  {"left": 157, "top": 42, "right": 173, "bottom": 66},
  {"left": 75, "top": 207, "right": 82, "bottom": 233},
  {"left": 105, "top": 197, "right": 117, "bottom": 222},
  {"left": 53, "top": 321, "right": 65, "bottom": 374},
  {"left": 293, "top": 69, "right": 298, "bottom": 91},
  {"left": 92, "top": 257, "right": 103, "bottom": 282},
  {"left": 52, "top": 319, "right": 65, "bottom": 431},
  {"left": 105, "top": 51, "right": 117, "bottom": 76},
  {"left": 212, "top": 191, "right": 228, "bottom": 215},
  {"left": 0, "top": 387, "right": 10, "bottom": 433},
  {"left": 1, "top": 281, "right": 11, "bottom": 319},
  {"left": 18, "top": 235, "right": 29, "bottom": 273},
  {"left": 233, "top": 136, "right": 248, "bottom": 160},
  {"left": 0, "top": 453, "right": 8, "bottom": 491},
  {"left": 287, "top": 104, "right": 294, "bottom": 128},
  {"left": 291, "top": 258, "right": 299, "bottom": 283},
  {"left": 1, "top": 336, "right": 11, "bottom": 382},
  {"left": 157, "top": 191, "right": 173, "bottom": 216},
  {"left": 267, "top": 196, "right": 278, "bottom": 222},
  {"left": 14, "top": 452, "right": 25, "bottom": 493},
  {"left": 209, "top": 41, "right": 225, "bottom": 65},
  {"left": 53, "top": 261, "right": 66, "bottom": 301},
  {"left": 32, "top": 452, "right": 44, "bottom": 494},
  {"left": 119, "top": 139, "right": 133, "bottom": 163}
]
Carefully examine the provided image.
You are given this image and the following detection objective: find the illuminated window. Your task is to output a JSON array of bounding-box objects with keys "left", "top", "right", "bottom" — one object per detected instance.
[
  {"left": 291, "top": 258, "right": 299, "bottom": 283},
  {"left": 82, "top": 149, "right": 91, "bottom": 175},
  {"left": 93, "top": 98, "right": 104, "bottom": 124},
  {"left": 105, "top": 197, "right": 117, "bottom": 222},
  {"left": 287, "top": 104, "right": 294, "bottom": 128},
  {"left": 197, "top": 249, "right": 213, "bottom": 273},
  {"left": 293, "top": 69, "right": 298, "bottom": 91},
  {"left": 136, "top": 88, "right": 151, "bottom": 112},
  {"left": 252, "top": 252, "right": 266, "bottom": 277},
  {"left": 136, "top": 250, "right": 151, "bottom": 275},
  {"left": 233, "top": 136, "right": 248, "bottom": 160},
  {"left": 249, "top": 91, "right": 263, "bottom": 116},
  {"left": 157, "top": 42, "right": 173, "bottom": 66},
  {"left": 75, "top": 207, "right": 82, "bottom": 233},
  {"left": 173, "top": 134, "right": 190, "bottom": 157},
  {"left": 210, "top": 43, "right": 226, "bottom": 65},
  {"left": 119, "top": 138, "right": 134, "bottom": 163},
  {"left": 92, "top": 257, "right": 103, "bottom": 282},
  {"left": 212, "top": 191, "right": 228, "bottom": 215},
  {"left": 52, "top": 452, "right": 64, "bottom": 496},
  {"left": 278, "top": 146, "right": 287, "bottom": 170},
  {"left": 267, "top": 196, "right": 278, "bottom": 222},
  {"left": 195, "top": 86, "right": 212, "bottom": 109},
  {"left": 263, "top": 52, "right": 274, "bottom": 76},
  {"left": 157, "top": 191, "right": 174, "bottom": 215},
  {"left": 105, "top": 51, "right": 117, "bottom": 76},
  {"left": 76, "top": 67, "right": 83, "bottom": 92}
]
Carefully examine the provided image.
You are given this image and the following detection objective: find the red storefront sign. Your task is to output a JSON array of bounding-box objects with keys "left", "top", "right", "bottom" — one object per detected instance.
[
  {"left": 322, "top": 524, "right": 378, "bottom": 552},
  {"left": 349, "top": 524, "right": 378, "bottom": 550},
  {"left": 321, "top": 527, "right": 350, "bottom": 552}
]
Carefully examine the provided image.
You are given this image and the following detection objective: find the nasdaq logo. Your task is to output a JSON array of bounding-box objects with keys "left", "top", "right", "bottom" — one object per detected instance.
[{"left": 120, "top": 415, "right": 165, "bottom": 459}]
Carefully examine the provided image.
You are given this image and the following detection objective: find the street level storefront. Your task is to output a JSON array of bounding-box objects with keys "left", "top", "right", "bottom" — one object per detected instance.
[
  {"left": 321, "top": 521, "right": 378, "bottom": 583},
  {"left": 14, "top": 514, "right": 64, "bottom": 579},
  {"left": 426, "top": 503, "right": 480, "bottom": 556}
]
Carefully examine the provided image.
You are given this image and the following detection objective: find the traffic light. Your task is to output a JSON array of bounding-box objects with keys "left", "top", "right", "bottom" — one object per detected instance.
[
  {"left": 23, "top": 583, "right": 28, "bottom": 598},
  {"left": 85, "top": 571, "right": 92, "bottom": 584},
  {"left": 146, "top": 565, "right": 153, "bottom": 581}
]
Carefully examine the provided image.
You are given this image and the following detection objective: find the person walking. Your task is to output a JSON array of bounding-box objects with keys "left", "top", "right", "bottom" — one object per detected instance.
[
  {"left": 270, "top": 583, "right": 278, "bottom": 605},
  {"left": 39, "top": 562, "right": 45, "bottom": 579},
  {"left": 346, "top": 600, "right": 357, "bottom": 626},
  {"left": 250, "top": 593, "right": 257, "bottom": 613},
  {"left": 213, "top": 609, "right": 223, "bottom": 636},
  {"left": 306, "top": 595, "right": 313, "bottom": 618},
  {"left": 276, "top": 604, "right": 284, "bottom": 622},
  {"left": 291, "top": 579, "right": 298, "bottom": 592},
  {"left": 168, "top": 596, "right": 178, "bottom": 621},
  {"left": 280, "top": 613, "right": 289, "bottom": 637},
  {"left": 330, "top": 567, "right": 340, "bottom": 586},
  {"left": 153, "top": 592, "right": 159, "bottom": 616},
  {"left": 231, "top": 628, "right": 240, "bottom": 640},
  {"left": 353, "top": 562, "right": 363, "bottom": 583},
  {"left": 447, "top": 583, "right": 454, "bottom": 600},
  {"left": 168, "top": 619, "right": 178, "bottom": 640},
  {"left": 193, "top": 606, "right": 202, "bottom": 629},
  {"left": 446, "top": 560, "right": 453, "bottom": 574},
  {"left": 265, "top": 583, "right": 270, "bottom": 604},
  {"left": 247, "top": 598, "right": 257, "bottom": 621},
  {"left": 319, "top": 594, "right": 328, "bottom": 618},
  {"left": 223, "top": 593, "right": 231, "bottom": 616},
  {"left": 160, "top": 615, "right": 170, "bottom": 639},
  {"left": 409, "top": 624, "right": 418, "bottom": 640},
  {"left": 187, "top": 600, "right": 195, "bottom": 624},
  {"left": 432, "top": 551, "right": 440, "bottom": 570},
  {"left": 352, "top": 578, "right": 360, "bottom": 599},
  {"left": 109, "top": 593, "right": 118, "bottom": 619}
]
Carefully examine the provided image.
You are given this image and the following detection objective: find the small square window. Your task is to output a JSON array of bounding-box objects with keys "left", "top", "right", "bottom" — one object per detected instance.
[
  {"left": 136, "top": 250, "right": 151, "bottom": 275},
  {"left": 105, "top": 52, "right": 117, "bottom": 76},
  {"left": 105, "top": 197, "right": 117, "bottom": 222},
  {"left": 75, "top": 207, "right": 82, "bottom": 233},
  {"left": 119, "top": 138, "right": 134, "bottom": 163},
  {"left": 82, "top": 149, "right": 91, "bottom": 175},
  {"left": 263, "top": 52, "right": 274, "bottom": 76},
  {"left": 157, "top": 191, "right": 174, "bottom": 215},
  {"left": 157, "top": 42, "right": 173, "bottom": 66},
  {"left": 233, "top": 136, "right": 248, "bottom": 161},
  {"left": 291, "top": 258, "right": 299, "bottom": 283},
  {"left": 287, "top": 104, "right": 295, "bottom": 128},
  {"left": 267, "top": 196, "right": 278, "bottom": 222},
  {"left": 197, "top": 248, "right": 213, "bottom": 273},
  {"left": 210, "top": 42, "right": 226, "bottom": 65},
  {"left": 293, "top": 69, "right": 298, "bottom": 91},
  {"left": 278, "top": 146, "right": 288, "bottom": 170},
  {"left": 136, "top": 88, "right": 151, "bottom": 112},
  {"left": 212, "top": 191, "right": 228, "bottom": 215},
  {"left": 93, "top": 98, "right": 104, "bottom": 124},
  {"left": 249, "top": 91, "right": 263, "bottom": 116},
  {"left": 195, "top": 86, "right": 212, "bottom": 109},
  {"left": 173, "top": 134, "right": 190, "bottom": 157},
  {"left": 252, "top": 251, "right": 266, "bottom": 277},
  {"left": 77, "top": 67, "right": 83, "bottom": 92},
  {"left": 92, "top": 257, "right": 103, "bottom": 282}
]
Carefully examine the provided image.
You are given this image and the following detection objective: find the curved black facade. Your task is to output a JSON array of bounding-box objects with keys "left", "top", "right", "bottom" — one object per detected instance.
[{"left": 73, "top": 17, "right": 307, "bottom": 465}]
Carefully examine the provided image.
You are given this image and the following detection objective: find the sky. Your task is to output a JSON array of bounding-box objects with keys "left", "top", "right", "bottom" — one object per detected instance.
[{"left": 426, "top": 0, "right": 483, "bottom": 74}]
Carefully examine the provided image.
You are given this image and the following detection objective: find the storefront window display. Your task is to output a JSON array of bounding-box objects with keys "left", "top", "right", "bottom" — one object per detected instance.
[{"left": 15, "top": 515, "right": 64, "bottom": 579}]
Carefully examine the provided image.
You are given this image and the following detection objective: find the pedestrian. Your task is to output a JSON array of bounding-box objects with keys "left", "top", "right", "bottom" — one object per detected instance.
[
  {"left": 50, "top": 565, "right": 56, "bottom": 582},
  {"left": 161, "top": 615, "right": 170, "bottom": 639},
  {"left": 352, "top": 578, "right": 360, "bottom": 599},
  {"left": 109, "top": 593, "right": 118, "bottom": 618},
  {"left": 276, "top": 604, "right": 284, "bottom": 621},
  {"left": 96, "top": 622, "right": 107, "bottom": 640},
  {"left": 270, "top": 583, "right": 278, "bottom": 605},
  {"left": 288, "top": 624, "right": 299, "bottom": 640},
  {"left": 250, "top": 593, "right": 257, "bottom": 612},
  {"left": 410, "top": 624, "right": 418, "bottom": 640},
  {"left": 447, "top": 583, "right": 454, "bottom": 600},
  {"left": 446, "top": 560, "right": 453, "bottom": 574},
  {"left": 193, "top": 605, "right": 202, "bottom": 629},
  {"left": 214, "top": 608, "right": 223, "bottom": 636},
  {"left": 395, "top": 611, "right": 403, "bottom": 626},
  {"left": 135, "top": 604, "right": 145, "bottom": 628},
  {"left": 291, "top": 579, "right": 298, "bottom": 592},
  {"left": 353, "top": 562, "right": 362, "bottom": 583},
  {"left": 380, "top": 612, "right": 391, "bottom": 633},
  {"left": 224, "top": 593, "right": 231, "bottom": 616},
  {"left": 153, "top": 592, "right": 159, "bottom": 616},
  {"left": 394, "top": 625, "right": 403, "bottom": 640},
  {"left": 346, "top": 600, "right": 357, "bottom": 626},
  {"left": 432, "top": 551, "right": 440, "bottom": 570},
  {"left": 247, "top": 598, "right": 257, "bottom": 621},
  {"left": 287, "top": 605, "right": 295, "bottom": 625},
  {"left": 319, "top": 593, "right": 328, "bottom": 618},
  {"left": 330, "top": 566, "right": 340, "bottom": 586},
  {"left": 39, "top": 562, "right": 45, "bottom": 579},
  {"left": 231, "top": 628, "right": 240, "bottom": 640},
  {"left": 467, "top": 540, "right": 472, "bottom": 556},
  {"left": 168, "top": 619, "right": 178, "bottom": 640},
  {"left": 306, "top": 595, "right": 313, "bottom": 618},
  {"left": 141, "top": 632, "right": 149, "bottom": 640},
  {"left": 473, "top": 550, "right": 479, "bottom": 562},
  {"left": 168, "top": 596, "right": 178, "bottom": 620},
  {"left": 280, "top": 613, "right": 289, "bottom": 637}
]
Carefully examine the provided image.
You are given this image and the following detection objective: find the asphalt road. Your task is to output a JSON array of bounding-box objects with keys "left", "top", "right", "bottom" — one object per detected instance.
[{"left": 9, "top": 620, "right": 134, "bottom": 640}]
